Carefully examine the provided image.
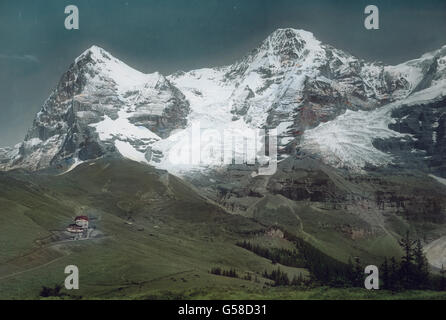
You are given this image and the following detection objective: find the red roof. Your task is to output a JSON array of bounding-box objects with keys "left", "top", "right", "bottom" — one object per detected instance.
[{"left": 75, "top": 216, "right": 89, "bottom": 221}]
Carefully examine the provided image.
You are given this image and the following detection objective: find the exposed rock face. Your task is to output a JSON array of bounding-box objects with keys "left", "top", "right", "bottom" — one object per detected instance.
[
  {"left": 379, "top": 97, "right": 446, "bottom": 176},
  {"left": 222, "top": 29, "right": 414, "bottom": 133},
  {"left": 126, "top": 79, "right": 189, "bottom": 139},
  {"left": 1, "top": 46, "right": 190, "bottom": 171},
  {"left": 183, "top": 155, "right": 446, "bottom": 269},
  {"left": 0, "top": 147, "right": 17, "bottom": 166}
]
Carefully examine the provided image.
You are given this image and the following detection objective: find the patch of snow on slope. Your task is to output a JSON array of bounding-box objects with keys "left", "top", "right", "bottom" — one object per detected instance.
[
  {"left": 90, "top": 110, "right": 160, "bottom": 142},
  {"left": 169, "top": 68, "right": 234, "bottom": 112},
  {"left": 386, "top": 62, "right": 424, "bottom": 93},
  {"left": 155, "top": 68, "right": 276, "bottom": 175},
  {"left": 115, "top": 140, "right": 148, "bottom": 164},
  {"left": 150, "top": 113, "right": 265, "bottom": 175},
  {"left": 301, "top": 109, "right": 405, "bottom": 170},
  {"left": 90, "top": 109, "right": 160, "bottom": 163},
  {"left": 429, "top": 174, "right": 446, "bottom": 186},
  {"left": 58, "top": 158, "right": 84, "bottom": 175},
  {"left": 424, "top": 236, "right": 446, "bottom": 269}
]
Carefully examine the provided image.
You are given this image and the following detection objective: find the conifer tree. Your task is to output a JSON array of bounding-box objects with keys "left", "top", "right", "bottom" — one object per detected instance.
[
  {"left": 352, "top": 257, "right": 363, "bottom": 287},
  {"left": 398, "top": 231, "right": 415, "bottom": 289},
  {"left": 413, "top": 239, "right": 429, "bottom": 289},
  {"left": 440, "top": 265, "right": 446, "bottom": 291},
  {"left": 347, "top": 257, "right": 355, "bottom": 285},
  {"left": 381, "top": 257, "right": 390, "bottom": 290},
  {"left": 389, "top": 257, "right": 400, "bottom": 291}
]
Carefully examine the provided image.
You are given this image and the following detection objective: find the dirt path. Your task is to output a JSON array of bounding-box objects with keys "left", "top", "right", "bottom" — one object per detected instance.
[
  {"left": 0, "top": 234, "right": 110, "bottom": 282},
  {"left": 0, "top": 252, "right": 69, "bottom": 282}
]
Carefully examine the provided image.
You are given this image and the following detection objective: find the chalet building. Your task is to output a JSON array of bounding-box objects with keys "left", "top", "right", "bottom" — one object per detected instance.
[
  {"left": 67, "top": 224, "right": 84, "bottom": 233},
  {"left": 75, "top": 216, "right": 89, "bottom": 229},
  {"left": 67, "top": 216, "right": 89, "bottom": 234}
]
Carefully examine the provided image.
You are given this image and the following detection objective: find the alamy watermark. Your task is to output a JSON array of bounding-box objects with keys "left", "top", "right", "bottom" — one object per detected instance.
[
  {"left": 364, "top": 265, "right": 379, "bottom": 290},
  {"left": 64, "top": 265, "right": 79, "bottom": 290},
  {"left": 64, "top": 5, "right": 79, "bottom": 30},
  {"left": 364, "top": 5, "right": 379, "bottom": 30},
  {"left": 63, "top": 5, "right": 379, "bottom": 31},
  {"left": 166, "top": 122, "right": 277, "bottom": 177}
]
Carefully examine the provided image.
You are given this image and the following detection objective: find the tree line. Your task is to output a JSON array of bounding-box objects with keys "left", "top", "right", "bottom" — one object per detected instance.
[
  {"left": 210, "top": 267, "right": 239, "bottom": 278},
  {"left": 380, "top": 232, "right": 444, "bottom": 291},
  {"left": 236, "top": 240, "right": 306, "bottom": 268},
  {"left": 262, "top": 268, "right": 306, "bottom": 287},
  {"left": 237, "top": 230, "right": 446, "bottom": 291}
]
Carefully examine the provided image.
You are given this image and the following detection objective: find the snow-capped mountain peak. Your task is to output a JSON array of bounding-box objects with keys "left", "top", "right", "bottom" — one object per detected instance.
[
  {"left": 74, "top": 45, "right": 163, "bottom": 94},
  {"left": 75, "top": 45, "right": 110, "bottom": 63},
  {"left": 1, "top": 29, "right": 445, "bottom": 177},
  {"left": 0, "top": 44, "right": 190, "bottom": 171},
  {"left": 244, "top": 28, "right": 323, "bottom": 71}
]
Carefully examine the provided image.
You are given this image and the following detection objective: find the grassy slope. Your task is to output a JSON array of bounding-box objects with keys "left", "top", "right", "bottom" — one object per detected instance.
[
  {"left": 0, "top": 159, "right": 306, "bottom": 299},
  {"left": 180, "top": 287, "right": 446, "bottom": 300},
  {"left": 1, "top": 159, "right": 444, "bottom": 300}
]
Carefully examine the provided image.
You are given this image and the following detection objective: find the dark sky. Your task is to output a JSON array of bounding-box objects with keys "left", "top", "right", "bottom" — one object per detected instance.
[{"left": 1, "top": 0, "right": 446, "bottom": 146}]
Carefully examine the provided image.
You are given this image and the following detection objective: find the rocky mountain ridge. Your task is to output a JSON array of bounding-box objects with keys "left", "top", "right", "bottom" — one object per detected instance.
[{"left": 1, "top": 28, "right": 445, "bottom": 178}]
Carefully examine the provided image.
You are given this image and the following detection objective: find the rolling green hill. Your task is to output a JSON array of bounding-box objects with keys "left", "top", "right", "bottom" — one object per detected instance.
[
  {"left": 1, "top": 158, "right": 445, "bottom": 299},
  {"left": 0, "top": 158, "right": 307, "bottom": 299}
]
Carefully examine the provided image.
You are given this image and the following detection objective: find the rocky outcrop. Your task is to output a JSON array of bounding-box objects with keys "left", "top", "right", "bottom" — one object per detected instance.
[{"left": 1, "top": 46, "right": 190, "bottom": 171}]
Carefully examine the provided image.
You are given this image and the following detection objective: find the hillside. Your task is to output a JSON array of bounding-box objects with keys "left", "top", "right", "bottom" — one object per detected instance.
[{"left": 0, "top": 158, "right": 311, "bottom": 299}]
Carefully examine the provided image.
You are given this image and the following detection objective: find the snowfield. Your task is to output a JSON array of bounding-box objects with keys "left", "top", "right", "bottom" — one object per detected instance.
[{"left": 1, "top": 29, "right": 446, "bottom": 176}]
